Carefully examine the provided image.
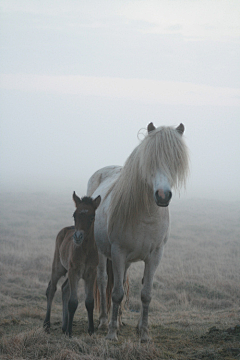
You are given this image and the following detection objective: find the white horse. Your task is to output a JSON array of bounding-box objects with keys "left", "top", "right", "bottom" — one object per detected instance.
[{"left": 87, "top": 123, "right": 189, "bottom": 341}]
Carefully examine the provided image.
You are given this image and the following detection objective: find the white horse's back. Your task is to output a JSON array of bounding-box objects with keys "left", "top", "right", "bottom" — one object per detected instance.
[{"left": 87, "top": 165, "right": 122, "bottom": 197}]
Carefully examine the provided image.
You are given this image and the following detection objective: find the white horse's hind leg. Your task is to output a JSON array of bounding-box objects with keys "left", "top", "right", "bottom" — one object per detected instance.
[
  {"left": 97, "top": 253, "right": 109, "bottom": 329},
  {"left": 106, "top": 247, "right": 125, "bottom": 341},
  {"left": 118, "top": 263, "right": 130, "bottom": 327},
  {"left": 138, "top": 246, "right": 164, "bottom": 342}
]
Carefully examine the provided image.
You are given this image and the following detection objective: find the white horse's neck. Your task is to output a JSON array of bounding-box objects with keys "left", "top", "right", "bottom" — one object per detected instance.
[{"left": 107, "top": 162, "right": 157, "bottom": 234}]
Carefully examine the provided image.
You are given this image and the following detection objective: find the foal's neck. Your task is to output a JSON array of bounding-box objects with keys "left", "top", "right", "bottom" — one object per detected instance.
[{"left": 85, "top": 225, "right": 95, "bottom": 244}]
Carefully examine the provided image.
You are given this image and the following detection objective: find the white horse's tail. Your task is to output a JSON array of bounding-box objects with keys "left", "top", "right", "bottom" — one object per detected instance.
[{"left": 94, "top": 259, "right": 113, "bottom": 314}]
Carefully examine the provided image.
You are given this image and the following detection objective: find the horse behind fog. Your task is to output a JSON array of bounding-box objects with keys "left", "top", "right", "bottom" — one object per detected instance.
[
  {"left": 43, "top": 192, "right": 101, "bottom": 337},
  {"left": 87, "top": 123, "right": 189, "bottom": 342}
]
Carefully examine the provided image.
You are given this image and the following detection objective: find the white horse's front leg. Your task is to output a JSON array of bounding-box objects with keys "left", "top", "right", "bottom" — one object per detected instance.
[
  {"left": 106, "top": 247, "right": 125, "bottom": 341},
  {"left": 138, "top": 246, "right": 164, "bottom": 342}
]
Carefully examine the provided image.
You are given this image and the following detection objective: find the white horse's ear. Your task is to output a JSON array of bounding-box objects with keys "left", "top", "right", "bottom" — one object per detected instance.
[
  {"left": 73, "top": 191, "right": 81, "bottom": 207},
  {"left": 147, "top": 122, "right": 156, "bottom": 133},
  {"left": 176, "top": 123, "right": 185, "bottom": 135}
]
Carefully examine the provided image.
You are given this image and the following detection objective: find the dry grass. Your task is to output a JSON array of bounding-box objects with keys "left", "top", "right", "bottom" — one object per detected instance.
[{"left": 0, "top": 192, "right": 240, "bottom": 359}]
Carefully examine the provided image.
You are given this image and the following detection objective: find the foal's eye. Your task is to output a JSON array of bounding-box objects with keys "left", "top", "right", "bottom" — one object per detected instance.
[{"left": 90, "top": 215, "right": 95, "bottom": 222}]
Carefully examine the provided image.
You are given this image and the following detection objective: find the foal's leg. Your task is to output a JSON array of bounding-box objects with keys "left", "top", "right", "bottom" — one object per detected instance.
[
  {"left": 138, "top": 246, "right": 164, "bottom": 342},
  {"left": 84, "top": 268, "right": 97, "bottom": 335},
  {"left": 97, "top": 253, "right": 108, "bottom": 329},
  {"left": 43, "top": 263, "right": 66, "bottom": 331},
  {"left": 106, "top": 247, "right": 125, "bottom": 341},
  {"left": 61, "top": 278, "right": 70, "bottom": 333},
  {"left": 67, "top": 268, "right": 79, "bottom": 337}
]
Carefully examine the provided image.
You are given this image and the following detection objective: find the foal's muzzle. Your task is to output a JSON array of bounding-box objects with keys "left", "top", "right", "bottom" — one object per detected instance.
[
  {"left": 73, "top": 230, "right": 84, "bottom": 245},
  {"left": 155, "top": 190, "right": 172, "bottom": 207}
]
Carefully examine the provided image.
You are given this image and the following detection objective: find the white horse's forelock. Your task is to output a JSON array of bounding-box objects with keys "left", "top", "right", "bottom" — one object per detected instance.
[
  {"left": 107, "top": 125, "right": 189, "bottom": 234},
  {"left": 139, "top": 126, "right": 189, "bottom": 189}
]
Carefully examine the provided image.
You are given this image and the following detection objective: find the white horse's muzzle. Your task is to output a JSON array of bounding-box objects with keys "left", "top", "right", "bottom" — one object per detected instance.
[{"left": 154, "top": 189, "right": 172, "bottom": 207}]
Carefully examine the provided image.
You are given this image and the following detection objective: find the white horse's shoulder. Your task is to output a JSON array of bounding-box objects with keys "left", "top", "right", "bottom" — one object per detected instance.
[{"left": 87, "top": 166, "right": 122, "bottom": 196}]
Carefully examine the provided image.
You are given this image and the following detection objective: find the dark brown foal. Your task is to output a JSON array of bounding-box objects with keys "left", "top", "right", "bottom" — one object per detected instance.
[{"left": 43, "top": 192, "right": 101, "bottom": 336}]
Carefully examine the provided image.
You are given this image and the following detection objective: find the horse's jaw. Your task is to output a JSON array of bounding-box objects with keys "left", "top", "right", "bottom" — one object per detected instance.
[{"left": 156, "top": 201, "right": 170, "bottom": 207}]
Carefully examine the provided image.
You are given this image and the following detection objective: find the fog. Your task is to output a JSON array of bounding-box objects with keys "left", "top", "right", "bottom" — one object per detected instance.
[{"left": 1, "top": 1, "right": 240, "bottom": 201}]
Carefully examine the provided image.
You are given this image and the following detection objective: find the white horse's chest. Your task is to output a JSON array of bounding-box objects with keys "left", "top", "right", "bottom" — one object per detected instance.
[
  {"left": 111, "top": 210, "right": 169, "bottom": 263},
  {"left": 95, "top": 201, "right": 169, "bottom": 262}
]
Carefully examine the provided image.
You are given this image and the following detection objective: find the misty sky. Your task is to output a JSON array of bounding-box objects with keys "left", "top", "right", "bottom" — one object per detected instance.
[{"left": 0, "top": 0, "right": 240, "bottom": 201}]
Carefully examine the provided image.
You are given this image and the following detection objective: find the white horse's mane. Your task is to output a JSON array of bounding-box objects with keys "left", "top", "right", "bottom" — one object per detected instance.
[{"left": 108, "top": 125, "right": 189, "bottom": 234}]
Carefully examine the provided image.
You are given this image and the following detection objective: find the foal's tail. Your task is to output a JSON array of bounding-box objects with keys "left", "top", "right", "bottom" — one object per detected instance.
[{"left": 94, "top": 259, "right": 129, "bottom": 315}]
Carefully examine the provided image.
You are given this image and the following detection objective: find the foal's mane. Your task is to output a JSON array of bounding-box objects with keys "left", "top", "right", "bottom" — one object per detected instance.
[
  {"left": 107, "top": 125, "right": 189, "bottom": 234},
  {"left": 81, "top": 196, "right": 95, "bottom": 206}
]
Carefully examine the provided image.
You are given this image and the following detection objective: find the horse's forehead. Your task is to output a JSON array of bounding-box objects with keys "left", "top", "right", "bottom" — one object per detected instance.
[
  {"left": 77, "top": 204, "right": 94, "bottom": 214},
  {"left": 79, "top": 209, "right": 89, "bottom": 214}
]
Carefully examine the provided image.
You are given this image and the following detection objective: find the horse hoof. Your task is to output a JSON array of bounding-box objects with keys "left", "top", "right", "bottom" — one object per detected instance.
[
  {"left": 98, "top": 319, "right": 108, "bottom": 330},
  {"left": 141, "top": 334, "right": 151, "bottom": 343},
  {"left": 140, "top": 327, "right": 150, "bottom": 343},
  {"left": 44, "top": 327, "right": 50, "bottom": 334},
  {"left": 88, "top": 329, "right": 94, "bottom": 336},
  {"left": 105, "top": 330, "right": 118, "bottom": 341},
  {"left": 43, "top": 322, "right": 50, "bottom": 333}
]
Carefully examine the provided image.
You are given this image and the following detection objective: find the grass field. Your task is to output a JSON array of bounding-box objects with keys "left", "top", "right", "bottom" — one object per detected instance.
[{"left": 0, "top": 192, "right": 240, "bottom": 359}]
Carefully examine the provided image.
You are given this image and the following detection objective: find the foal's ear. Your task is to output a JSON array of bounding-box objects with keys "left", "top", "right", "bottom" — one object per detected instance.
[
  {"left": 73, "top": 191, "right": 81, "bottom": 207},
  {"left": 93, "top": 195, "right": 101, "bottom": 210},
  {"left": 147, "top": 122, "right": 156, "bottom": 133},
  {"left": 176, "top": 123, "right": 185, "bottom": 135}
]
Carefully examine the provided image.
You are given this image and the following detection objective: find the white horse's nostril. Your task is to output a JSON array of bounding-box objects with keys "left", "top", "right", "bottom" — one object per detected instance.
[
  {"left": 155, "top": 190, "right": 172, "bottom": 206},
  {"left": 157, "top": 189, "right": 165, "bottom": 199}
]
